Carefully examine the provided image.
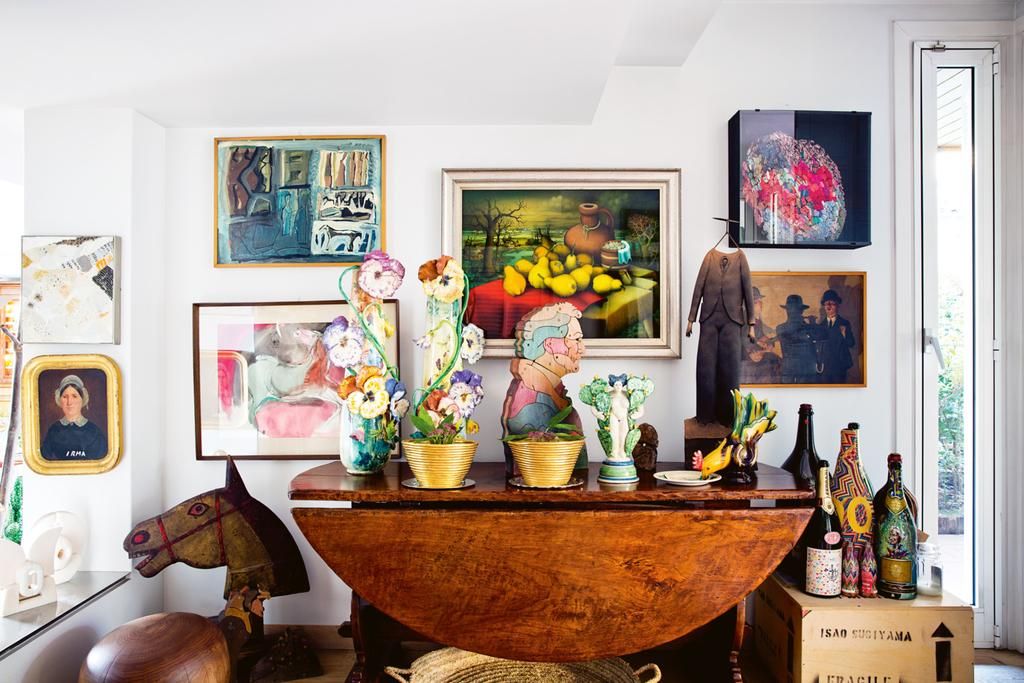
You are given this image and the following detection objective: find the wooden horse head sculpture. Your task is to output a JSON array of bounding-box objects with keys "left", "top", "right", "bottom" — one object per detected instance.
[{"left": 124, "top": 458, "right": 309, "bottom": 599}]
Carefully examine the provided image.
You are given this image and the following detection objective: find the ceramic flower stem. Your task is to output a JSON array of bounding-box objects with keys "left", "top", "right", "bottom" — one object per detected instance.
[
  {"left": 413, "top": 272, "right": 471, "bottom": 414},
  {"left": 337, "top": 265, "right": 398, "bottom": 380}
]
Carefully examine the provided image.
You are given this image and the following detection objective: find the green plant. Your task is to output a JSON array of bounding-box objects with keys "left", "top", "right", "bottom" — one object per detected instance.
[
  {"left": 501, "top": 405, "right": 583, "bottom": 443},
  {"left": 409, "top": 407, "right": 462, "bottom": 445}
]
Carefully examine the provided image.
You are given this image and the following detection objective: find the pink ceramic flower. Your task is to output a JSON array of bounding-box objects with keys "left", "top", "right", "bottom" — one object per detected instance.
[{"left": 357, "top": 250, "right": 405, "bottom": 299}]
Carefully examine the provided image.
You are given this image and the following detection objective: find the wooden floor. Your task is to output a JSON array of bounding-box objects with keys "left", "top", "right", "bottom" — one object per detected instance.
[{"left": 292, "top": 647, "right": 1024, "bottom": 682}]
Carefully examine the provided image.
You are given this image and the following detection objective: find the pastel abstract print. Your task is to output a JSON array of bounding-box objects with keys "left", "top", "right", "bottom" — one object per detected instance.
[
  {"left": 21, "top": 236, "right": 120, "bottom": 344},
  {"left": 215, "top": 136, "right": 385, "bottom": 266}
]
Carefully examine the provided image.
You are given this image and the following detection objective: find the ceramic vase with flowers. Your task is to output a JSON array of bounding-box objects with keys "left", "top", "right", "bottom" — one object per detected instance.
[
  {"left": 501, "top": 405, "right": 585, "bottom": 488},
  {"left": 403, "top": 256, "right": 486, "bottom": 489},
  {"left": 324, "top": 251, "right": 408, "bottom": 475}
]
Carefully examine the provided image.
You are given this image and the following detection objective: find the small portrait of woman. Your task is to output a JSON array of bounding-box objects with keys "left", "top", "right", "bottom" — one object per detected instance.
[
  {"left": 22, "top": 354, "right": 122, "bottom": 475},
  {"left": 41, "top": 374, "right": 108, "bottom": 460}
]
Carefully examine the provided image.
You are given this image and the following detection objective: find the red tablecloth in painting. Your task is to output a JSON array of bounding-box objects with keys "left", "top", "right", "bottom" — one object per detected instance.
[{"left": 465, "top": 279, "right": 602, "bottom": 339}]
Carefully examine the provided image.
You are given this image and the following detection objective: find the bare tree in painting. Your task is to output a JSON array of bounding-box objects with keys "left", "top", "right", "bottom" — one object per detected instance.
[{"left": 466, "top": 200, "right": 526, "bottom": 276}]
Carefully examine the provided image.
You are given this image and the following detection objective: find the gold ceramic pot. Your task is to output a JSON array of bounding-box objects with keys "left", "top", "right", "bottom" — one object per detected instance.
[
  {"left": 402, "top": 440, "right": 477, "bottom": 488},
  {"left": 508, "top": 439, "right": 585, "bottom": 487}
]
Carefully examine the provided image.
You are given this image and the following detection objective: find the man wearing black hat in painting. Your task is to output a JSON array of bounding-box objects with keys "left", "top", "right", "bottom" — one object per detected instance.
[
  {"left": 742, "top": 286, "right": 781, "bottom": 383},
  {"left": 776, "top": 294, "right": 818, "bottom": 384},
  {"left": 817, "top": 289, "right": 855, "bottom": 383}
]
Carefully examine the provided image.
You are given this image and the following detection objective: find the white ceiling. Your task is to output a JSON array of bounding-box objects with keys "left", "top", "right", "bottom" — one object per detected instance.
[{"left": 0, "top": 0, "right": 723, "bottom": 127}]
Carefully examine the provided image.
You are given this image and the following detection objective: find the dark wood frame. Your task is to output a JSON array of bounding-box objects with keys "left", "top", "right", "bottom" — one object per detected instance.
[{"left": 192, "top": 299, "right": 401, "bottom": 461}]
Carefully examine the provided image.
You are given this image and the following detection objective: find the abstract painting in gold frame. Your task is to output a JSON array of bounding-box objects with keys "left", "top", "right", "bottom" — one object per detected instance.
[
  {"left": 21, "top": 354, "right": 123, "bottom": 475},
  {"left": 214, "top": 135, "right": 386, "bottom": 267}
]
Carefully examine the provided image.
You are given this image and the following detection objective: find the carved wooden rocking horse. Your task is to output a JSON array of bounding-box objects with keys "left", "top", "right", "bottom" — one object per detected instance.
[{"left": 124, "top": 458, "right": 316, "bottom": 682}]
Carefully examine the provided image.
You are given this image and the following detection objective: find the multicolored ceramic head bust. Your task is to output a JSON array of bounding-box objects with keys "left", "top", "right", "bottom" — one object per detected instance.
[
  {"left": 124, "top": 458, "right": 309, "bottom": 599},
  {"left": 501, "top": 303, "right": 587, "bottom": 472}
]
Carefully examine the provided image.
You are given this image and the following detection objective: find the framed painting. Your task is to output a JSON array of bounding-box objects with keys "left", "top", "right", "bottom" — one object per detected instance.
[
  {"left": 193, "top": 300, "right": 400, "bottom": 460},
  {"left": 728, "top": 110, "right": 871, "bottom": 248},
  {"left": 0, "top": 280, "right": 18, "bottom": 386},
  {"left": 214, "top": 135, "right": 386, "bottom": 267},
  {"left": 741, "top": 272, "right": 866, "bottom": 388},
  {"left": 21, "top": 236, "right": 121, "bottom": 343},
  {"left": 21, "top": 354, "right": 123, "bottom": 475},
  {"left": 442, "top": 169, "right": 681, "bottom": 358}
]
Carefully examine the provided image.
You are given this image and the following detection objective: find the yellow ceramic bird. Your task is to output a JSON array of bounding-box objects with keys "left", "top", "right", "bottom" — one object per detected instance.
[{"left": 695, "top": 438, "right": 732, "bottom": 479}]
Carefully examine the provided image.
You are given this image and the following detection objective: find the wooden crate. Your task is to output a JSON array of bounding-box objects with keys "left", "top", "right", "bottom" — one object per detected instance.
[{"left": 753, "top": 573, "right": 973, "bottom": 683}]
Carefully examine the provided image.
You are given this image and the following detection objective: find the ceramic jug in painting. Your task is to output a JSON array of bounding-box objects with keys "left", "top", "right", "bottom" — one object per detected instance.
[
  {"left": 564, "top": 203, "right": 615, "bottom": 260},
  {"left": 339, "top": 406, "right": 392, "bottom": 475}
]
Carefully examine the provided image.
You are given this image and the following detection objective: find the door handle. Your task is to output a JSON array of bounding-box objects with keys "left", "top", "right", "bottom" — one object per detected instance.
[{"left": 923, "top": 328, "right": 946, "bottom": 371}]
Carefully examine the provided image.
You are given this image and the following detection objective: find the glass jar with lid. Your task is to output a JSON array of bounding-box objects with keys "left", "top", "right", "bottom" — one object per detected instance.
[{"left": 916, "top": 542, "right": 943, "bottom": 596}]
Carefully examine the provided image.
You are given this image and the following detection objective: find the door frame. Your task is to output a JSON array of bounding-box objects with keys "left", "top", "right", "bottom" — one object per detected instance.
[{"left": 893, "top": 21, "right": 1014, "bottom": 648}]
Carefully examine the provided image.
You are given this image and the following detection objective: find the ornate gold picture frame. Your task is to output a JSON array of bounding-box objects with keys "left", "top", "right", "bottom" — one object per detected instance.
[{"left": 21, "top": 354, "right": 123, "bottom": 475}]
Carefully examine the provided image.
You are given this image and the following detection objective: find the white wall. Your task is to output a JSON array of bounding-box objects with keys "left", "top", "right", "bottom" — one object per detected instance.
[
  {"left": 3, "top": 108, "right": 167, "bottom": 678},
  {"left": 159, "top": 1, "right": 1013, "bottom": 624},
  {"left": 0, "top": 106, "right": 23, "bottom": 277}
]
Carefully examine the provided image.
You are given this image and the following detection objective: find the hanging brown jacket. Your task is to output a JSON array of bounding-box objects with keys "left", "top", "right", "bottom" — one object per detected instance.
[{"left": 688, "top": 249, "right": 756, "bottom": 326}]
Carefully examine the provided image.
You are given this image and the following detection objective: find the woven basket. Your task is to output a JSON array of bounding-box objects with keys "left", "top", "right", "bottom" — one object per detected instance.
[{"left": 385, "top": 648, "right": 660, "bottom": 683}]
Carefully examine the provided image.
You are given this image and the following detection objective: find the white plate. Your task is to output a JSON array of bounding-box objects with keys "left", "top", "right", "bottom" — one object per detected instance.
[{"left": 653, "top": 471, "right": 721, "bottom": 486}]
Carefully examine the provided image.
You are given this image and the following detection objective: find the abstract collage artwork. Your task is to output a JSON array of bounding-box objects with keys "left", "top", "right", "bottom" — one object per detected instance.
[
  {"left": 215, "top": 136, "right": 386, "bottom": 266},
  {"left": 21, "top": 236, "right": 121, "bottom": 344},
  {"left": 728, "top": 110, "right": 871, "bottom": 248}
]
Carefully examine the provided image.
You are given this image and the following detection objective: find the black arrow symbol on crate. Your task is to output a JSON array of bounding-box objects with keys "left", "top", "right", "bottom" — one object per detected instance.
[{"left": 933, "top": 622, "right": 954, "bottom": 681}]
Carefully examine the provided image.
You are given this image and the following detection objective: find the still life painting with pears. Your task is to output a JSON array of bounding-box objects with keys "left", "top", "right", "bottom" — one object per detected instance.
[{"left": 442, "top": 170, "right": 681, "bottom": 358}]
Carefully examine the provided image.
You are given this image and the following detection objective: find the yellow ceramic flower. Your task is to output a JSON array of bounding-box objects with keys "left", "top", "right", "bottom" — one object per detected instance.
[
  {"left": 466, "top": 419, "right": 480, "bottom": 434},
  {"left": 347, "top": 376, "right": 390, "bottom": 419}
]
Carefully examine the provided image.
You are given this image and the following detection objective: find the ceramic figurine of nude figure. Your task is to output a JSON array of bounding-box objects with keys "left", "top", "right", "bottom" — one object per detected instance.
[
  {"left": 500, "top": 303, "right": 587, "bottom": 475},
  {"left": 579, "top": 373, "right": 655, "bottom": 484}
]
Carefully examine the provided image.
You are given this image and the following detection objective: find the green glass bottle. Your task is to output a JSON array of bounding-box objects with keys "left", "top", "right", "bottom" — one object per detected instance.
[{"left": 875, "top": 457, "right": 917, "bottom": 599}]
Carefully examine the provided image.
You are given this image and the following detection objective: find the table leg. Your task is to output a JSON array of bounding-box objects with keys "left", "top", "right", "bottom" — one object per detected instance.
[{"left": 730, "top": 600, "right": 746, "bottom": 682}]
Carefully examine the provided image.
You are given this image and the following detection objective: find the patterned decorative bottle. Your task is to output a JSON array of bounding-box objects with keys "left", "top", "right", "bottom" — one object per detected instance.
[
  {"left": 875, "top": 456, "right": 918, "bottom": 599},
  {"left": 805, "top": 460, "right": 843, "bottom": 598},
  {"left": 859, "top": 542, "right": 879, "bottom": 597},
  {"left": 831, "top": 423, "right": 875, "bottom": 551},
  {"left": 841, "top": 543, "right": 860, "bottom": 597}
]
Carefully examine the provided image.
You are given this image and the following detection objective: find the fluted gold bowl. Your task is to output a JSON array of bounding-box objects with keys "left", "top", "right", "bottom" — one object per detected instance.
[
  {"left": 508, "top": 439, "right": 585, "bottom": 487},
  {"left": 402, "top": 440, "right": 477, "bottom": 489}
]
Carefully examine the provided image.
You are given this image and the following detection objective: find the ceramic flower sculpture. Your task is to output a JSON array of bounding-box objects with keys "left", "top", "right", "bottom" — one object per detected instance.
[
  {"left": 578, "top": 374, "right": 654, "bottom": 484},
  {"left": 408, "top": 256, "right": 485, "bottom": 444},
  {"left": 326, "top": 250, "right": 407, "bottom": 475},
  {"left": 692, "top": 389, "right": 777, "bottom": 483}
]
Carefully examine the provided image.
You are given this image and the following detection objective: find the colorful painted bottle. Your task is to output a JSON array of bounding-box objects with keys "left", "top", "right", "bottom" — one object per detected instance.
[
  {"left": 804, "top": 460, "right": 843, "bottom": 598},
  {"left": 872, "top": 453, "right": 918, "bottom": 525},
  {"left": 875, "top": 457, "right": 918, "bottom": 599},
  {"left": 859, "top": 542, "right": 879, "bottom": 597},
  {"left": 782, "top": 404, "right": 821, "bottom": 491},
  {"left": 831, "top": 423, "right": 875, "bottom": 549},
  {"left": 841, "top": 543, "right": 860, "bottom": 597}
]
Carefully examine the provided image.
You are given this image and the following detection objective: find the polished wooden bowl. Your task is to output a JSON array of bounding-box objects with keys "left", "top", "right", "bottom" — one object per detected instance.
[
  {"left": 402, "top": 440, "right": 477, "bottom": 488},
  {"left": 508, "top": 439, "right": 584, "bottom": 487}
]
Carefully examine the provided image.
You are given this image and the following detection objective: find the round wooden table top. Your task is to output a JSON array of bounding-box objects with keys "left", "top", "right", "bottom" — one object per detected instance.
[{"left": 79, "top": 611, "right": 230, "bottom": 683}]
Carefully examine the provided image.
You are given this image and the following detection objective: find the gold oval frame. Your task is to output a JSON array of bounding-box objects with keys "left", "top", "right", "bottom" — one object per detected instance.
[{"left": 21, "top": 354, "right": 123, "bottom": 475}]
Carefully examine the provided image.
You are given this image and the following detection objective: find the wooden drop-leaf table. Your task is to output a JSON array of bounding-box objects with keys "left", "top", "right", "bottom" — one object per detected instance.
[{"left": 290, "top": 461, "right": 813, "bottom": 682}]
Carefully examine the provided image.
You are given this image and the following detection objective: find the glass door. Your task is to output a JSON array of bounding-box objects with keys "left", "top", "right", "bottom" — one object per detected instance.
[{"left": 916, "top": 43, "right": 997, "bottom": 645}]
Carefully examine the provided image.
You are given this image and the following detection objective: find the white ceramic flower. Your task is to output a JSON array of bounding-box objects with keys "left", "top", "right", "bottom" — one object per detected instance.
[
  {"left": 460, "top": 323, "right": 485, "bottom": 364},
  {"left": 323, "top": 316, "right": 365, "bottom": 369},
  {"left": 358, "top": 251, "right": 406, "bottom": 300},
  {"left": 423, "top": 259, "right": 465, "bottom": 304}
]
